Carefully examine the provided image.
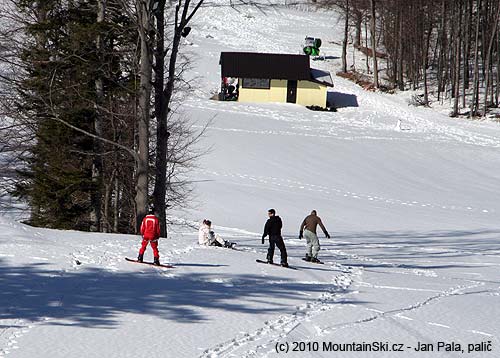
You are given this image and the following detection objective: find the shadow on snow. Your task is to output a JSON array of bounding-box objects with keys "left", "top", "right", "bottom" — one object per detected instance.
[
  {"left": 0, "top": 259, "right": 350, "bottom": 329},
  {"left": 328, "top": 91, "right": 359, "bottom": 108},
  {"left": 315, "top": 228, "right": 500, "bottom": 269}
]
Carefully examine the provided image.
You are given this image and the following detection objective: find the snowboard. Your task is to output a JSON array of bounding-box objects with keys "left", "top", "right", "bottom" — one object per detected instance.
[
  {"left": 256, "top": 259, "right": 297, "bottom": 270},
  {"left": 302, "top": 257, "right": 324, "bottom": 264},
  {"left": 125, "top": 257, "right": 175, "bottom": 268},
  {"left": 209, "top": 242, "right": 238, "bottom": 250}
]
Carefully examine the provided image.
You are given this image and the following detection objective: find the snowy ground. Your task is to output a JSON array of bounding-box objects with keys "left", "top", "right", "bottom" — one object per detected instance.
[{"left": 1, "top": 2, "right": 500, "bottom": 358}]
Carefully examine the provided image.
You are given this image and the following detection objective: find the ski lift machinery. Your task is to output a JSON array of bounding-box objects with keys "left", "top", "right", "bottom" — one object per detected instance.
[{"left": 302, "top": 36, "right": 324, "bottom": 60}]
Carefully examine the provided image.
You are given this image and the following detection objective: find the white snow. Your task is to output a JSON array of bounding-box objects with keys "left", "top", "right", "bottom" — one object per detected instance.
[{"left": 1, "top": 1, "right": 500, "bottom": 357}]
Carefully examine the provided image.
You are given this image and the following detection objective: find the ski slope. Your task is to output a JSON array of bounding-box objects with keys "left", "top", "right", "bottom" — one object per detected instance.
[{"left": 1, "top": 2, "right": 500, "bottom": 357}]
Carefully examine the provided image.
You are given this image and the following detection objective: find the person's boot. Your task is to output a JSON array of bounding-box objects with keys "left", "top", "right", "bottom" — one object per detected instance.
[
  {"left": 153, "top": 257, "right": 160, "bottom": 266},
  {"left": 304, "top": 254, "right": 311, "bottom": 262},
  {"left": 281, "top": 262, "right": 289, "bottom": 268},
  {"left": 311, "top": 257, "right": 321, "bottom": 263},
  {"left": 137, "top": 254, "right": 143, "bottom": 263},
  {"left": 266, "top": 257, "right": 273, "bottom": 264}
]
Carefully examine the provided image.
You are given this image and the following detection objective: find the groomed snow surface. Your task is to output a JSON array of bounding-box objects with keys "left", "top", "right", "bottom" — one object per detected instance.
[{"left": 1, "top": 2, "right": 500, "bottom": 357}]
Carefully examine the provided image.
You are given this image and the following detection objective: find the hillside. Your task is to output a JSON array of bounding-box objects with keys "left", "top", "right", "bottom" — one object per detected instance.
[{"left": 1, "top": 2, "right": 500, "bottom": 358}]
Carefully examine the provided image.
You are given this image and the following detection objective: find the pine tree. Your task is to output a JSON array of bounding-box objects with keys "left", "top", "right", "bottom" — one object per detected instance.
[{"left": 14, "top": 0, "right": 138, "bottom": 230}]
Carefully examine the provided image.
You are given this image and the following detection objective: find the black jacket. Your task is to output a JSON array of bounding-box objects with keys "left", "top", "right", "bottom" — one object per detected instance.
[{"left": 262, "top": 215, "right": 282, "bottom": 242}]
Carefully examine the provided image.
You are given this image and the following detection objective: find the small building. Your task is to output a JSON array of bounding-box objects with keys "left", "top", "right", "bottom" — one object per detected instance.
[{"left": 219, "top": 52, "right": 333, "bottom": 108}]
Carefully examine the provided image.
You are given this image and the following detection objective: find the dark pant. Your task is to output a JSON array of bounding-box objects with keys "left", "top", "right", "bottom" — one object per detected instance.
[
  {"left": 267, "top": 235, "right": 287, "bottom": 264},
  {"left": 210, "top": 240, "right": 223, "bottom": 247}
]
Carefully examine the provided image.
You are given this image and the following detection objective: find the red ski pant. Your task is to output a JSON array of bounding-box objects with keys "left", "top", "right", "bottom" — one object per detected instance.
[{"left": 139, "top": 239, "right": 159, "bottom": 258}]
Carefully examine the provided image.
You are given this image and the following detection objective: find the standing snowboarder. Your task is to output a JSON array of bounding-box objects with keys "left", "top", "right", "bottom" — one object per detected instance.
[
  {"left": 137, "top": 207, "right": 161, "bottom": 265},
  {"left": 299, "top": 210, "right": 330, "bottom": 263},
  {"left": 262, "top": 209, "right": 288, "bottom": 267}
]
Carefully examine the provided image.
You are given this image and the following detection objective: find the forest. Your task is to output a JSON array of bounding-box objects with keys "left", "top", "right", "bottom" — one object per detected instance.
[
  {"left": 331, "top": 0, "right": 500, "bottom": 117},
  {"left": 0, "top": 0, "right": 206, "bottom": 234},
  {"left": 1, "top": 0, "right": 499, "bottom": 235}
]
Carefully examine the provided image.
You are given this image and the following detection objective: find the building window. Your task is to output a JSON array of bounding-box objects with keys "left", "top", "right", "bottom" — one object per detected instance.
[{"left": 242, "top": 78, "right": 270, "bottom": 89}]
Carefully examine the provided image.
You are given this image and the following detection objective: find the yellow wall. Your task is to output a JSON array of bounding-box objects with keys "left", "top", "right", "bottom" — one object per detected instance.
[
  {"left": 238, "top": 79, "right": 287, "bottom": 103},
  {"left": 238, "top": 79, "right": 328, "bottom": 107},
  {"left": 296, "top": 80, "right": 328, "bottom": 107}
]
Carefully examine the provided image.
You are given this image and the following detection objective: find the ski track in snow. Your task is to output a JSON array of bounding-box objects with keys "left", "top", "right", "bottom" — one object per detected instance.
[
  {"left": 0, "top": 319, "right": 36, "bottom": 357},
  {"left": 314, "top": 282, "right": 488, "bottom": 339},
  {"left": 197, "top": 231, "right": 497, "bottom": 358},
  {"left": 42, "top": 219, "right": 366, "bottom": 358},
  {"left": 0, "top": 228, "right": 126, "bottom": 356},
  {"left": 185, "top": 92, "right": 500, "bottom": 149},
  {"left": 195, "top": 170, "right": 496, "bottom": 215},
  {"left": 199, "top": 266, "right": 361, "bottom": 358},
  {"left": 0, "top": 218, "right": 203, "bottom": 357},
  {"left": 1, "top": 208, "right": 499, "bottom": 356},
  {"left": 2, "top": 2, "right": 500, "bottom": 356},
  {"left": 199, "top": 223, "right": 498, "bottom": 358},
  {"left": 317, "top": 245, "right": 499, "bottom": 341}
]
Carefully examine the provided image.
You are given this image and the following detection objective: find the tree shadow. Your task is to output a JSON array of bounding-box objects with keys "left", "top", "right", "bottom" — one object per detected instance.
[
  {"left": 327, "top": 229, "right": 500, "bottom": 253},
  {"left": 173, "top": 263, "right": 229, "bottom": 267},
  {"left": 307, "top": 228, "right": 500, "bottom": 272},
  {"left": 0, "top": 259, "right": 351, "bottom": 329},
  {"left": 328, "top": 91, "right": 359, "bottom": 108}
]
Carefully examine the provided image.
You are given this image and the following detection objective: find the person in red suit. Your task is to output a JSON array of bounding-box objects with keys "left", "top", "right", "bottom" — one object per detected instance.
[{"left": 137, "top": 207, "right": 161, "bottom": 265}]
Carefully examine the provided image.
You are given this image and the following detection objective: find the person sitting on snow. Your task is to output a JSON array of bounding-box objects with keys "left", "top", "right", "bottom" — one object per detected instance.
[{"left": 198, "top": 219, "right": 235, "bottom": 248}]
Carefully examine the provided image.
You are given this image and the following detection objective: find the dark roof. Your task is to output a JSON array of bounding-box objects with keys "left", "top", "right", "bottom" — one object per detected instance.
[
  {"left": 310, "top": 68, "right": 334, "bottom": 87},
  {"left": 220, "top": 52, "right": 311, "bottom": 80}
]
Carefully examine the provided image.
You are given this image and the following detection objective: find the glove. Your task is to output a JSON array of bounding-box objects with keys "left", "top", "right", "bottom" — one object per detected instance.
[
  {"left": 261, "top": 236, "right": 265, "bottom": 244},
  {"left": 299, "top": 231, "right": 303, "bottom": 239},
  {"left": 325, "top": 232, "right": 331, "bottom": 239}
]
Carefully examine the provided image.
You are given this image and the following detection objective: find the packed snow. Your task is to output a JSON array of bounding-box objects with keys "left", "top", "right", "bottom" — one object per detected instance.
[{"left": 1, "top": 1, "right": 500, "bottom": 357}]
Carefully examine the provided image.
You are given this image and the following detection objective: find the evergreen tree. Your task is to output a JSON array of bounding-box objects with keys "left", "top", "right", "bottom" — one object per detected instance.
[{"left": 14, "top": 0, "right": 138, "bottom": 231}]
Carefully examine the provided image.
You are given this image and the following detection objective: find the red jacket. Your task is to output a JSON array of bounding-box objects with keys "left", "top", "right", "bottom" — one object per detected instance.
[{"left": 140, "top": 214, "right": 160, "bottom": 240}]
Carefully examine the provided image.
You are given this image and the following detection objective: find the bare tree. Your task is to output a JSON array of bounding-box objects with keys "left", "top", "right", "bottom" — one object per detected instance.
[
  {"left": 135, "top": 0, "right": 154, "bottom": 231},
  {"left": 483, "top": 0, "right": 500, "bottom": 116},
  {"left": 153, "top": 0, "right": 204, "bottom": 237},
  {"left": 369, "top": 0, "right": 378, "bottom": 88},
  {"left": 90, "top": 0, "right": 107, "bottom": 231},
  {"left": 341, "top": 0, "right": 350, "bottom": 73}
]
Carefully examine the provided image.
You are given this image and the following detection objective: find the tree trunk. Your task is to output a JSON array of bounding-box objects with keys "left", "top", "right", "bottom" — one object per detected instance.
[
  {"left": 365, "top": 16, "right": 370, "bottom": 73},
  {"left": 152, "top": 0, "right": 169, "bottom": 238},
  {"left": 483, "top": 0, "right": 500, "bottom": 116},
  {"left": 354, "top": 8, "right": 362, "bottom": 48},
  {"left": 496, "top": 26, "right": 500, "bottom": 106},
  {"left": 397, "top": 6, "right": 404, "bottom": 90},
  {"left": 462, "top": 0, "right": 471, "bottom": 108},
  {"left": 437, "top": 0, "right": 447, "bottom": 102},
  {"left": 471, "top": 0, "right": 482, "bottom": 117},
  {"left": 423, "top": 29, "right": 431, "bottom": 106},
  {"left": 103, "top": 172, "right": 113, "bottom": 233},
  {"left": 341, "top": 0, "right": 349, "bottom": 73},
  {"left": 113, "top": 173, "right": 119, "bottom": 232},
  {"left": 135, "top": 0, "right": 153, "bottom": 231},
  {"left": 153, "top": 0, "right": 204, "bottom": 237},
  {"left": 370, "top": 0, "right": 378, "bottom": 88},
  {"left": 452, "top": 1, "right": 462, "bottom": 117},
  {"left": 91, "top": 0, "right": 105, "bottom": 232}
]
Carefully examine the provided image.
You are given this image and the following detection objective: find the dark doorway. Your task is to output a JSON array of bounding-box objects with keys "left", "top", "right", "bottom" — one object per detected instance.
[{"left": 287, "top": 80, "right": 297, "bottom": 103}]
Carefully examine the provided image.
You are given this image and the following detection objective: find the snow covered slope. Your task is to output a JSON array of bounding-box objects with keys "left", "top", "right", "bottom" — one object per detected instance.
[{"left": 1, "top": 2, "right": 500, "bottom": 358}]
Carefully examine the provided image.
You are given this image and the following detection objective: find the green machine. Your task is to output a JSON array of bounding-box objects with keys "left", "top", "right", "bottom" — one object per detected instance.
[{"left": 303, "top": 37, "right": 322, "bottom": 56}]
